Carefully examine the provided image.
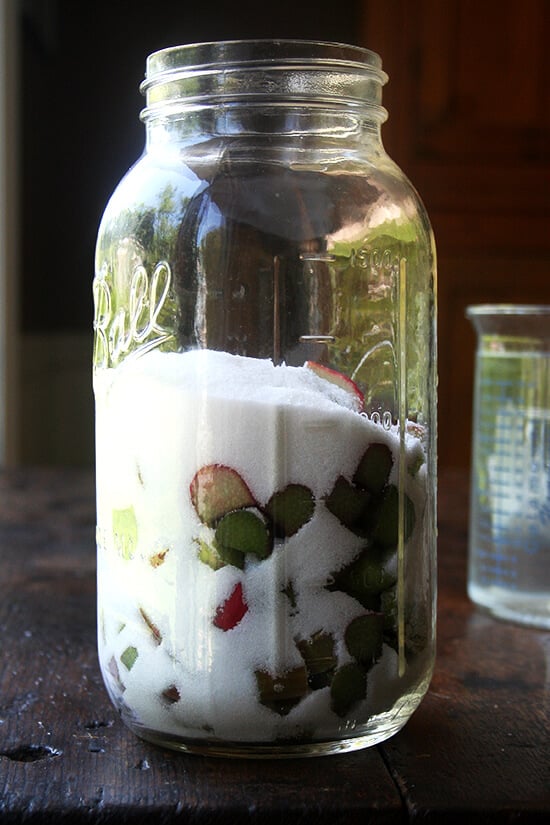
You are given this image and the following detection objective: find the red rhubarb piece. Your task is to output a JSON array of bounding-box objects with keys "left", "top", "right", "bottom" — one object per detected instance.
[
  {"left": 190, "top": 464, "right": 256, "bottom": 526},
  {"left": 213, "top": 582, "right": 248, "bottom": 631},
  {"left": 305, "top": 361, "right": 364, "bottom": 410}
]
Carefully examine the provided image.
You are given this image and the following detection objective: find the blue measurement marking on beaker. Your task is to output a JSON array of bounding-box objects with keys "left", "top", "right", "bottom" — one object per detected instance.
[
  {"left": 488, "top": 507, "right": 522, "bottom": 520},
  {"left": 489, "top": 482, "right": 521, "bottom": 494},
  {"left": 477, "top": 433, "right": 516, "bottom": 445},
  {"left": 477, "top": 559, "right": 518, "bottom": 586},
  {"left": 478, "top": 554, "right": 517, "bottom": 573},
  {"left": 473, "top": 478, "right": 523, "bottom": 586},
  {"left": 489, "top": 465, "right": 522, "bottom": 477},
  {"left": 492, "top": 536, "right": 525, "bottom": 552},
  {"left": 483, "top": 373, "right": 537, "bottom": 386}
]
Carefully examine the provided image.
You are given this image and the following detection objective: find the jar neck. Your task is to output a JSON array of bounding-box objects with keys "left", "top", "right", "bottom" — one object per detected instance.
[
  {"left": 143, "top": 106, "right": 385, "bottom": 155},
  {"left": 140, "top": 40, "right": 388, "bottom": 148}
]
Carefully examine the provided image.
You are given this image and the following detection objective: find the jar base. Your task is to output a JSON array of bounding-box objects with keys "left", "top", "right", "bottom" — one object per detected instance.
[
  {"left": 110, "top": 661, "right": 434, "bottom": 758},
  {"left": 122, "top": 716, "right": 413, "bottom": 759}
]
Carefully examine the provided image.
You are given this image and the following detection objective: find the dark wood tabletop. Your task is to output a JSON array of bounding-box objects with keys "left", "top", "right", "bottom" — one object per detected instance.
[{"left": 0, "top": 466, "right": 548, "bottom": 824}]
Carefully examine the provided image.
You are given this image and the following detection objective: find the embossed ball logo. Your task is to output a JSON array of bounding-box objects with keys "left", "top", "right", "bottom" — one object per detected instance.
[{"left": 93, "top": 261, "right": 173, "bottom": 368}]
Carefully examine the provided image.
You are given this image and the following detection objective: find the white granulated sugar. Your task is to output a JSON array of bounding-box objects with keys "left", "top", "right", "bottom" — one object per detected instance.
[{"left": 95, "top": 348, "right": 429, "bottom": 743}]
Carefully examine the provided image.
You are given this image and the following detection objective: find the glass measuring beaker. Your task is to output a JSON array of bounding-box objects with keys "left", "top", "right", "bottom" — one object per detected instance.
[{"left": 467, "top": 305, "right": 550, "bottom": 629}]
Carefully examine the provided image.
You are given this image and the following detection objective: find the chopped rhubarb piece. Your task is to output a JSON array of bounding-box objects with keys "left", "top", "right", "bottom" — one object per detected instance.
[
  {"left": 197, "top": 537, "right": 229, "bottom": 570},
  {"left": 190, "top": 464, "right": 256, "bottom": 526},
  {"left": 161, "top": 684, "right": 181, "bottom": 704},
  {"left": 327, "top": 548, "right": 397, "bottom": 609},
  {"left": 215, "top": 508, "right": 272, "bottom": 560},
  {"left": 213, "top": 582, "right": 248, "bottom": 631},
  {"left": 371, "top": 484, "right": 416, "bottom": 549},
  {"left": 120, "top": 646, "right": 138, "bottom": 671},
  {"left": 266, "top": 484, "right": 315, "bottom": 538},
  {"left": 325, "top": 475, "right": 371, "bottom": 533},
  {"left": 281, "top": 579, "right": 298, "bottom": 611},
  {"left": 149, "top": 548, "right": 169, "bottom": 568},
  {"left": 296, "top": 631, "right": 337, "bottom": 690},
  {"left": 255, "top": 666, "right": 309, "bottom": 715},
  {"left": 107, "top": 655, "right": 124, "bottom": 691},
  {"left": 112, "top": 506, "right": 138, "bottom": 560},
  {"left": 214, "top": 541, "right": 246, "bottom": 570},
  {"left": 305, "top": 361, "right": 364, "bottom": 410},
  {"left": 344, "top": 613, "right": 384, "bottom": 669},
  {"left": 353, "top": 442, "right": 394, "bottom": 494},
  {"left": 139, "top": 607, "right": 162, "bottom": 644}
]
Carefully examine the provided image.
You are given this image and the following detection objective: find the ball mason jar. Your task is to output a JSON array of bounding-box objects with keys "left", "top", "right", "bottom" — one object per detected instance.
[{"left": 93, "top": 40, "right": 437, "bottom": 758}]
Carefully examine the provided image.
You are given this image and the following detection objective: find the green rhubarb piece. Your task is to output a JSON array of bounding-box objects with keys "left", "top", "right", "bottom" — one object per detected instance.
[
  {"left": 112, "top": 506, "right": 138, "bottom": 560},
  {"left": 196, "top": 536, "right": 246, "bottom": 570},
  {"left": 265, "top": 484, "right": 315, "bottom": 538},
  {"left": 353, "top": 443, "right": 393, "bottom": 494},
  {"left": 327, "top": 548, "right": 397, "bottom": 609},
  {"left": 344, "top": 614, "right": 384, "bottom": 669},
  {"left": 214, "top": 541, "right": 246, "bottom": 570},
  {"left": 408, "top": 449, "right": 425, "bottom": 477},
  {"left": 255, "top": 666, "right": 309, "bottom": 716},
  {"left": 197, "top": 537, "right": 230, "bottom": 570},
  {"left": 120, "top": 646, "right": 138, "bottom": 671},
  {"left": 296, "top": 631, "right": 337, "bottom": 690},
  {"left": 190, "top": 464, "right": 256, "bottom": 526},
  {"left": 215, "top": 508, "right": 272, "bottom": 560},
  {"left": 325, "top": 476, "right": 371, "bottom": 533},
  {"left": 197, "top": 537, "right": 221, "bottom": 570},
  {"left": 371, "top": 485, "right": 416, "bottom": 549},
  {"left": 330, "top": 663, "right": 367, "bottom": 718}
]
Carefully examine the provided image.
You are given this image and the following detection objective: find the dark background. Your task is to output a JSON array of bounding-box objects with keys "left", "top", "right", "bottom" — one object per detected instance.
[{"left": 21, "top": 0, "right": 362, "bottom": 333}]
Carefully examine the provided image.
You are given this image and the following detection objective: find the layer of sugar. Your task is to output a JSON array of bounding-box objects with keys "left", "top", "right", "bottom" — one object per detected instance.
[{"left": 95, "top": 348, "right": 429, "bottom": 742}]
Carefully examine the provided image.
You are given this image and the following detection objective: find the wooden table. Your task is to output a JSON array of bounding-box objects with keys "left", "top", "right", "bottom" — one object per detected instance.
[{"left": 0, "top": 467, "right": 548, "bottom": 823}]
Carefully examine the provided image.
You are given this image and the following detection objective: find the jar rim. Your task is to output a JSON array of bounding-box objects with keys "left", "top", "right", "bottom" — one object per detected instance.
[
  {"left": 142, "top": 39, "right": 387, "bottom": 90},
  {"left": 140, "top": 39, "right": 388, "bottom": 123},
  {"left": 466, "top": 304, "right": 550, "bottom": 340}
]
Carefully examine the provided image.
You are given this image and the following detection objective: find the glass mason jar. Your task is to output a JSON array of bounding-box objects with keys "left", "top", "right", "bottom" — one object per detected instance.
[{"left": 93, "top": 40, "right": 437, "bottom": 758}]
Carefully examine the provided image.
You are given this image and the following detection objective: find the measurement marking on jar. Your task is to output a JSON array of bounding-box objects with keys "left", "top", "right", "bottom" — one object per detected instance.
[
  {"left": 299, "top": 253, "right": 337, "bottom": 262},
  {"left": 299, "top": 335, "right": 336, "bottom": 344}
]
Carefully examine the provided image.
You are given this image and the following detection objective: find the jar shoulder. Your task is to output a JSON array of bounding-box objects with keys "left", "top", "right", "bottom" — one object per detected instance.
[{"left": 95, "top": 147, "right": 434, "bottom": 287}]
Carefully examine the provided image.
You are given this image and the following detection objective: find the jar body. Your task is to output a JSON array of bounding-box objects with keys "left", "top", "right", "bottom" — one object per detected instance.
[{"left": 93, "top": 41, "right": 437, "bottom": 757}]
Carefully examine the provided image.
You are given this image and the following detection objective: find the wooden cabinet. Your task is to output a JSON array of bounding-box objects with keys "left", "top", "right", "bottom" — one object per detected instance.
[{"left": 360, "top": 0, "right": 550, "bottom": 468}]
